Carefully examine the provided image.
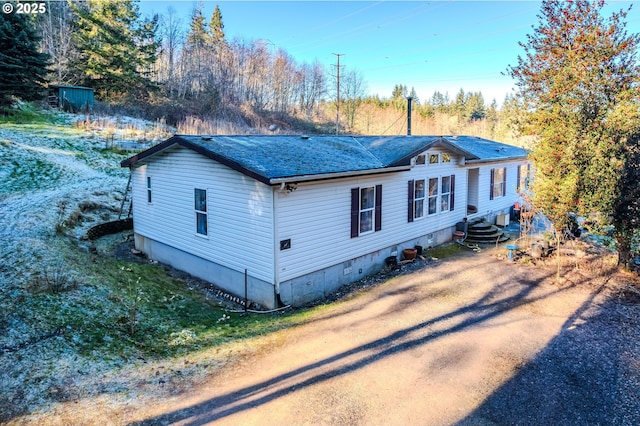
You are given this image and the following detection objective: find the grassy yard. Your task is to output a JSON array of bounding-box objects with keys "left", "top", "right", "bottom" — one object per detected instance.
[{"left": 0, "top": 107, "right": 330, "bottom": 421}]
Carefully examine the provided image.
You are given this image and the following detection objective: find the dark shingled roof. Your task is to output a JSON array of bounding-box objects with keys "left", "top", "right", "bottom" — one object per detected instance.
[{"left": 121, "top": 134, "right": 528, "bottom": 185}]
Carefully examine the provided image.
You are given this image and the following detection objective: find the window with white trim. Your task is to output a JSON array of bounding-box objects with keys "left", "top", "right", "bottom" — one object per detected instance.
[
  {"left": 415, "top": 154, "right": 426, "bottom": 165},
  {"left": 429, "top": 153, "right": 439, "bottom": 164},
  {"left": 194, "top": 188, "right": 207, "bottom": 236},
  {"left": 414, "top": 179, "right": 425, "bottom": 219},
  {"left": 517, "top": 164, "right": 530, "bottom": 191},
  {"left": 146, "top": 176, "right": 152, "bottom": 203},
  {"left": 359, "top": 187, "right": 375, "bottom": 234},
  {"left": 428, "top": 177, "right": 438, "bottom": 215},
  {"left": 441, "top": 152, "right": 451, "bottom": 163},
  {"left": 491, "top": 168, "right": 506, "bottom": 199},
  {"left": 441, "top": 176, "right": 452, "bottom": 211},
  {"left": 351, "top": 185, "right": 382, "bottom": 237}
]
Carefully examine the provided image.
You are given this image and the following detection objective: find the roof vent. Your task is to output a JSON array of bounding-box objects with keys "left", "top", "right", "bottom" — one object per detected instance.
[
  {"left": 201, "top": 136, "right": 212, "bottom": 141},
  {"left": 300, "top": 135, "right": 310, "bottom": 140}
]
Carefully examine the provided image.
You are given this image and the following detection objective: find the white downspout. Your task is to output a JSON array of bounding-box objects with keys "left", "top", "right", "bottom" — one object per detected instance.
[{"left": 272, "top": 186, "right": 280, "bottom": 306}]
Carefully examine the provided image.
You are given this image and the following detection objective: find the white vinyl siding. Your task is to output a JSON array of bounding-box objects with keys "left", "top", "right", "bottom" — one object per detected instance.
[
  {"left": 130, "top": 147, "right": 274, "bottom": 283},
  {"left": 467, "top": 160, "right": 525, "bottom": 216},
  {"left": 277, "top": 148, "right": 465, "bottom": 282}
]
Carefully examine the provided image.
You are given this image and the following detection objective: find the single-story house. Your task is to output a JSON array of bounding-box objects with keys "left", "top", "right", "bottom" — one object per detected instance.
[{"left": 121, "top": 135, "right": 530, "bottom": 308}]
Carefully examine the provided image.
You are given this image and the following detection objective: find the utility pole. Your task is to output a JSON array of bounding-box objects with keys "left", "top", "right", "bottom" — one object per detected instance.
[{"left": 332, "top": 53, "right": 344, "bottom": 134}]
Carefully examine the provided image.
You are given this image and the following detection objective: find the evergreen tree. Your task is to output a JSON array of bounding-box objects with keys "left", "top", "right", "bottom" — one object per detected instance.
[
  {"left": 408, "top": 87, "right": 419, "bottom": 105},
  {"left": 486, "top": 99, "right": 498, "bottom": 136},
  {"left": 391, "top": 84, "right": 407, "bottom": 99},
  {"left": 185, "top": 2, "right": 208, "bottom": 52},
  {"left": 453, "top": 88, "right": 466, "bottom": 120},
  {"left": 508, "top": 0, "right": 640, "bottom": 269},
  {"left": 182, "top": 2, "right": 209, "bottom": 97},
  {"left": 430, "top": 91, "right": 448, "bottom": 113},
  {"left": 465, "top": 92, "right": 485, "bottom": 121},
  {"left": 70, "top": 0, "right": 159, "bottom": 101},
  {"left": 0, "top": 12, "right": 50, "bottom": 107},
  {"left": 208, "top": 4, "right": 226, "bottom": 48}
]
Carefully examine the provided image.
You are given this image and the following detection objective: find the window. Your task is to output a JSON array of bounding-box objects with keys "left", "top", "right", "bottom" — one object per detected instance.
[
  {"left": 351, "top": 185, "right": 382, "bottom": 237},
  {"left": 146, "top": 176, "right": 152, "bottom": 203},
  {"left": 441, "top": 152, "right": 451, "bottom": 163},
  {"left": 414, "top": 179, "right": 425, "bottom": 219},
  {"left": 428, "top": 178, "right": 438, "bottom": 215},
  {"left": 441, "top": 176, "right": 451, "bottom": 211},
  {"left": 411, "top": 176, "right": 456, "bottom": 219},
  {"left": 429, "top": 154, "right": 439, "bottom": 164},
  {"left": 490, "top": 168, "right": 506, "bottom": 199},
  {"left": 359, "top": 187, "right": 375, "bottom": 234},
  {"left": 415, "top": 154, "right": 426, "bottom": 165},
  {"left": 194, "top": 188, "right": 207, "bottom": 236},
  {"left": 517, "top": 164, "right": 530, "bottom": 191}
]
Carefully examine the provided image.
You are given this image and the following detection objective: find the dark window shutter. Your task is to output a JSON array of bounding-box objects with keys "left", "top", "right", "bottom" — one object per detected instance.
[
  {"left": 450, "top": 174, "right": 455, "bottom": 211},
  {"left": 517, "top": 165, "right": 521, "bottom": 192},
  {"left": 374, "top": 184, "right": 382, "bottom": 232},
  {"left": 350, "top": 187, "right": 359, "bottom": 238},
  {"left": 502, "top": 167, "right": 507, "bottom": 196},
  {"left": 490, "top": 168, "right": 495, "bottom": 200},
  {"left": 407, "top": 180, "right": 415, "bottom": 222}
]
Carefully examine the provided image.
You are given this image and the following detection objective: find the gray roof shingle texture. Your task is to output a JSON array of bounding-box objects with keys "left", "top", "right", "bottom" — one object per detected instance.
[{"left": 122, "top": 134, "right": 528, "bottom": 183}]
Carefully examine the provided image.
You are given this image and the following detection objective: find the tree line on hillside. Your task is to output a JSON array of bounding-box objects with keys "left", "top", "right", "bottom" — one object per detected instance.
[{"left": 2, "top": 0, "right": 508, "bottom": 131}]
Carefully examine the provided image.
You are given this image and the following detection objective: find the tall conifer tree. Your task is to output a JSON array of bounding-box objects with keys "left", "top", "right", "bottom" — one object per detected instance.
[
  {"left": 0, "top": 12, "right": 50, "bottom": 107},
  {"left": 70, "top": 0, "right": 158, "bottom": 101}
]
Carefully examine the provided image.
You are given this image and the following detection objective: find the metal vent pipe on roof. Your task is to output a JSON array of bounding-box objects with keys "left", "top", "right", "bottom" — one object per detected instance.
[{"left": 406, "top": 96, "right": 413, "bottom": 136}]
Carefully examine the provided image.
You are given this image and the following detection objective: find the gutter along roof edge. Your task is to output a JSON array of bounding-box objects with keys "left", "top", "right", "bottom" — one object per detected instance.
[{"left": 268, "top": 165, "right": 413, "bottom": 185}]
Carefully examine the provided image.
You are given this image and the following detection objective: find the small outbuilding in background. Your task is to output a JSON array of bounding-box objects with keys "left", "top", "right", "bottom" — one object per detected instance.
[{"left": 48, "top": 84, "right": 94, "bottom": 112}]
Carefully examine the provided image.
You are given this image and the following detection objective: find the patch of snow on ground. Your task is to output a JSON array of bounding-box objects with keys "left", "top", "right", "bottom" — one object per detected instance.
[{"left": 0, "top": 116, "right": 161, "bottom": 420}]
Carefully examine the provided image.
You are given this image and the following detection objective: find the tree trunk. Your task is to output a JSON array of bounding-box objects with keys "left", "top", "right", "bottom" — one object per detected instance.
[
  {"left": 555, "top": 232, "right": 561, "bottom": 283},
  {"left": 616, "top": 234, "right": 631, "bottom": 271}
]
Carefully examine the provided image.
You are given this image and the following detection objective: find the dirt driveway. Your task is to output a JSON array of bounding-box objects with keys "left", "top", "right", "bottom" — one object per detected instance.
[{"left": 119, "top": 247, "right": 639, "bottom": 426}]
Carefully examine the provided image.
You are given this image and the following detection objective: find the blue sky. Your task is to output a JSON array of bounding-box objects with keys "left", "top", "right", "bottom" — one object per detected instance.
[{"left": 139, "top": 1, "right": 640, "bottom": 105}]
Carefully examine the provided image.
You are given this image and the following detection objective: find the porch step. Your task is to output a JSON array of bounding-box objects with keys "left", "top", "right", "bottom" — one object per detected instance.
[{"left": 465, "top": 220, "right": 510, "bottom": 244}]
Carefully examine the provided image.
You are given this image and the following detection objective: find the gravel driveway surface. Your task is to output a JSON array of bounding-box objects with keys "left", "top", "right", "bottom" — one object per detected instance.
[{"left": 127, "top": 247, "right": 640, "bottom": 426}]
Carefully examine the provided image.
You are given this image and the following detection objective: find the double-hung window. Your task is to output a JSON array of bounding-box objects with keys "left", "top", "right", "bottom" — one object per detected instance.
[
  {"left": 350, "top": 185, "right": 382, "bottom": 237},
  {"left": 414, "top": 179, "right": 425, "bottom": 219},
  {"left": 409, "top": 176, "right": 455, "bottom": 221},
  {"left": 517, "top": 164, "right": 530, "bottom": 191},
  {"left": 441, "top": 176, "right": 452, "bottom": 211},
  {"left": 359, "top": 187, "right": 375, "bottom": 234},
  {"left": 428, "top": 178, "right": 439, "bottom": 215},
  {"left": 490, "top": 168, "right": 507, "bottom": 199},
  {"left": 194, "top": 188, "right": 207, "bottom": 236}
]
